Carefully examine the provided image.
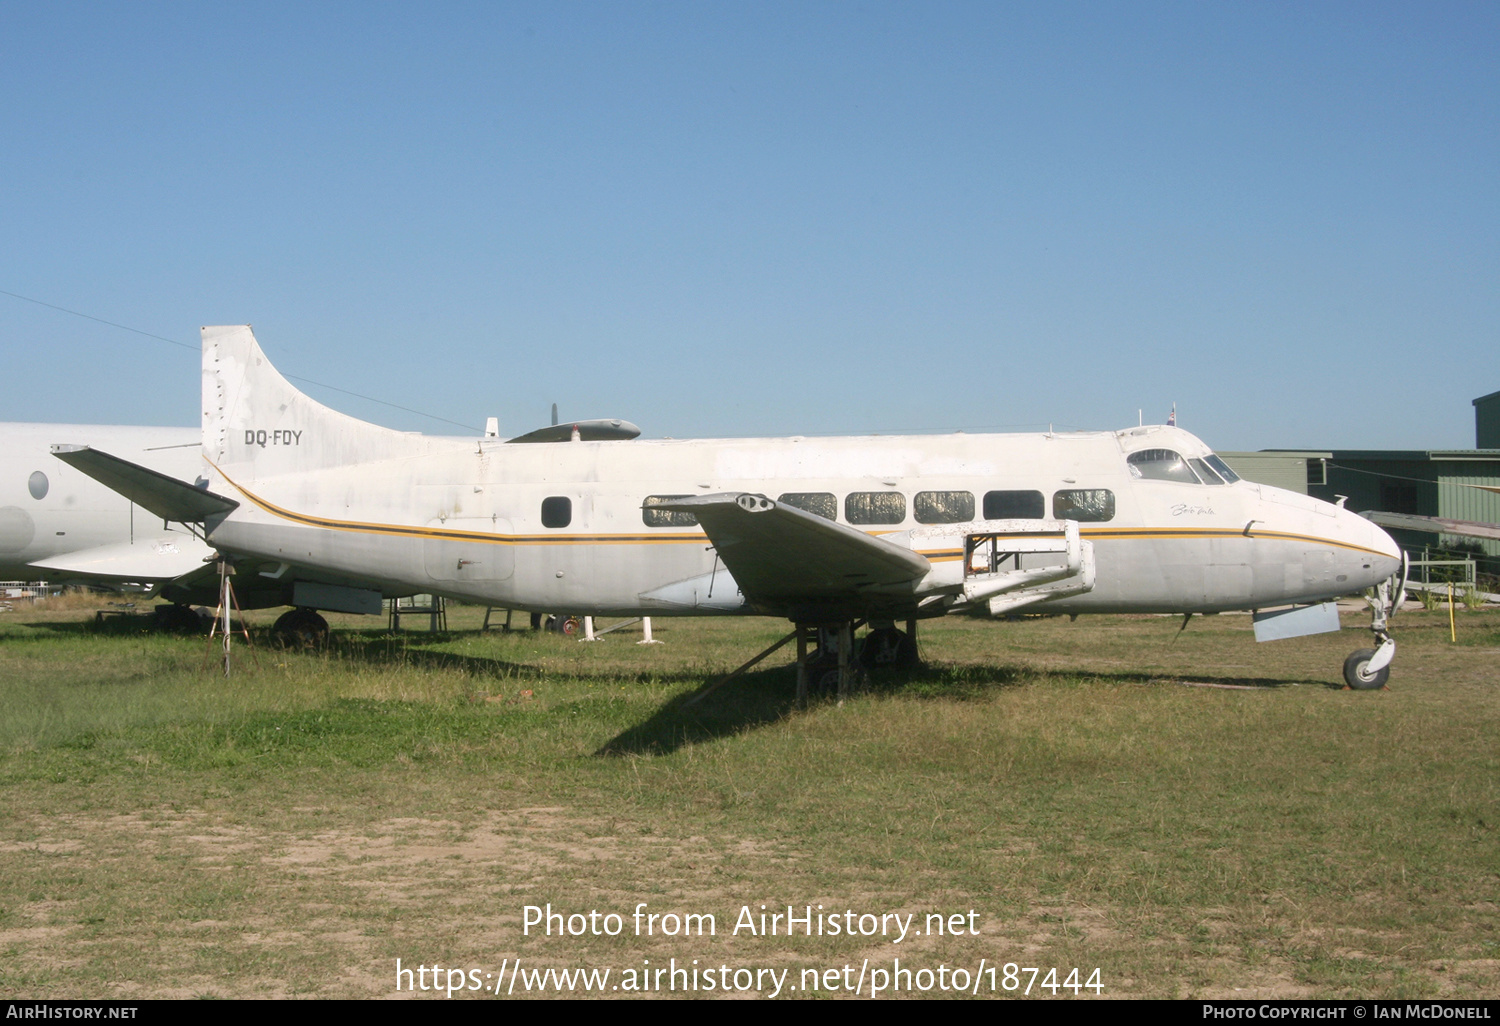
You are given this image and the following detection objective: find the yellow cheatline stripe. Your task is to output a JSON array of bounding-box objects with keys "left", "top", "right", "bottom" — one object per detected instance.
[
  {"left": 1077, "top": 526, "right": 1392, "bottom": 558},
  {"left": 208, "top": 461, "right": 705, "bottom": 547},
  {"left": 209, "top": 461, "right": 1396, "bottom": 560}
]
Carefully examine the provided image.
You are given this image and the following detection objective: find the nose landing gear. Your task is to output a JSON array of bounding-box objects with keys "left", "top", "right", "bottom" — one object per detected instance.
[
  {"left": 1345, "top": 555, "right": 1406, "bottom": 691},
  {"left": 1343, "top": 646, "right": 1391, "bottom": 690}
]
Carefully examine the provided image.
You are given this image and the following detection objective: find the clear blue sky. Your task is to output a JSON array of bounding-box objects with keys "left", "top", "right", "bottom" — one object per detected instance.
[{"left": 2, "top": 1, "right": 1495, "bottom": 450}]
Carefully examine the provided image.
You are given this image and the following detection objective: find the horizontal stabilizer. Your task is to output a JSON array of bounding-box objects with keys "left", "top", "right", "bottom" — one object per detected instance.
[
  {"left": 507, "top": 419, "right": 642, "bottom": 443},
  {"left": 656, "top": 493, "right": 930, "bottom": 616},
  {"left": 29, "top": 534, "right": 214, "bottom": 582},
  {"left": 51, "top": 445, "right": 238, "bottom": 523}
]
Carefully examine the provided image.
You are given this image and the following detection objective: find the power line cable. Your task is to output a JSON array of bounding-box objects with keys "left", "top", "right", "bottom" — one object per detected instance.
[{"left": 0, "top": 288, "right": 483, "bottom": 433}]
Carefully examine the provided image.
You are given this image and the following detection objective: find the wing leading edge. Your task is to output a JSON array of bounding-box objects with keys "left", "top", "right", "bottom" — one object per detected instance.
[{"left": 655, "top": 493, "right": 931, "bottom": 620}]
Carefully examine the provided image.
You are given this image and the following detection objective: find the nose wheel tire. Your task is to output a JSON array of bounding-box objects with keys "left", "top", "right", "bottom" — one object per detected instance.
[{"left": 1343, "top": 648, "right": 1389, "bottom": 690}]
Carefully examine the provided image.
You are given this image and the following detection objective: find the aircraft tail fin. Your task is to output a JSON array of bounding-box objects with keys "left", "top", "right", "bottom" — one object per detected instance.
[{"left": 202, "top": 325, "right": 435, "bottom": 481}]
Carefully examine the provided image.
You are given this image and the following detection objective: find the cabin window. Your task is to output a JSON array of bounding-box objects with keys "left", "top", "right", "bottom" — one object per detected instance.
[
  {"left": 1204, "top": 453, "right": 1240, "bottom": 483},
  {"left": 845, "top": 491, "right": 906, "bottom": 525},
  {"left": 983, "top": 489, "right": 1044, "bottom": 519},
  {"left": 778, "top": 492, "right": 837, "bottom": 520},
  {"left": 1054, "top": 489, "right": 1115, "bottom": 522},
  {"left": 642, "top": 495, "right": 699, "bottom": 527},
  {"left": 914, "top": 490, "right": 974, "bottom": 524},
  {"left": 1127, "top": 449, "right": 1200, "bottom": 484},
  {"left": 28, "top": 471, "right": 48, "bottom": 500},
  {"left": 540, "top": 496, "right": 571, "bottom": 528}
]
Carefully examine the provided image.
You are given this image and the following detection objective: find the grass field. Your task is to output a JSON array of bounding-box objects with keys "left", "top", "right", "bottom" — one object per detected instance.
[{"left": 0, "top": 599, "right": 1497, "bottom": 999}]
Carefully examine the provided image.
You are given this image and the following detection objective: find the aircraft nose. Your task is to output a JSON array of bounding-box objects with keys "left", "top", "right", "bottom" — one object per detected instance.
[{"left": 1345, "top": 507, "right": 1403, "bottom": 583}]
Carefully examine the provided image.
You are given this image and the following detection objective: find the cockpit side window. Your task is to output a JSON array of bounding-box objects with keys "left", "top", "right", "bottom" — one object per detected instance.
[
  {"left": 1126, "top": 448, "right": 1201, "bottom": 484},
  {"left": 1203, "top": 453, "right": 1240, "bottom": 483},
  {"left": 1189, "top": 458, "right": 1225, "bottom": 485}
]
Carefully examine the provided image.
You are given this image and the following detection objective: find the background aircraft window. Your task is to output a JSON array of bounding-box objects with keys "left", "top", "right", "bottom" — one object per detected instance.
[
  {"left": 845, "top": 491, "right": 906, "bottom": 525},
  {"left": 540, "top": 496, "right": 572, "bottom": 528},
  {"left": 642, "top": 495, "right": 699, "bottom": 527},
  {"left": 1126, "top": 449, "right": 1201, "bottom": 483},
  {"left": 983, "top": 489, "right": 1044, "bottom": 519},
  {"left": 1204, "top": 453, "right": 1240, "bottom": 483},
  {"left": 914, "top": 490, "right": 974, "bottom": 524},
  {"left": 778, "top": 492, "right": 837, "bottom": 520},
  {"left": 1053, "top": 489, "right": 1115, "bottom": 522},
  {"left": 1189, "top": 458, "right": 1225, "bottom": 485}
]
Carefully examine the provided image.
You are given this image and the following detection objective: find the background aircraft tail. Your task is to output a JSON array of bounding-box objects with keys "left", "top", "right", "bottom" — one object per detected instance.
[{"left": 202, "top": 324, "right": 436, "bottom": 483}]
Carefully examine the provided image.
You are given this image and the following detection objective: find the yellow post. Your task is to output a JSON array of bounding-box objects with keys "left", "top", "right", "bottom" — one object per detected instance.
[{"left": 1449, "top": 582, "right": 1457, "bottom": 643}]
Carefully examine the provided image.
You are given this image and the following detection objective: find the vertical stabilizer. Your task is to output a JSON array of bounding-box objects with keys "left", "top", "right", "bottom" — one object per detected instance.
[{"left": 202, "top": 325, "right": 431, "bottom": 482}]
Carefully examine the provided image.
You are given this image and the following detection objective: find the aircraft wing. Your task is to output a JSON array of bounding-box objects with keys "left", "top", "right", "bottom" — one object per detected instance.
[
  {"left": 51, "top": 445, "right": 238, "bottom": 523},
  {"left": 656, "top": 493, "right": 930, "bottom": 618}
]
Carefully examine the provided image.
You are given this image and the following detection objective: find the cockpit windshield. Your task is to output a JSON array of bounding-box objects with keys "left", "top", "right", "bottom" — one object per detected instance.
[
  {"left": 1126, "top": 449, "right": 1200, "bottom": 484},
  {"left": 1126, "top": 447, "right": 1241, "bottom": 486}
]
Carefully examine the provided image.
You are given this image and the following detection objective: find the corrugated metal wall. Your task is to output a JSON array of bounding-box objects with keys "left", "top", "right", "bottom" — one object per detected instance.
[
  {"left": 1437, "top": 468, "right": 1500, "bottom": 559},
  {"left": 1218, "top": 453, "right": 1310, "bottom": 494}
]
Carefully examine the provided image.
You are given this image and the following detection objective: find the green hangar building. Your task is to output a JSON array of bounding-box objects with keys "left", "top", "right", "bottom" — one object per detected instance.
[{"left": 1254, "top": 390, "right": 1500, "bottom": 573}]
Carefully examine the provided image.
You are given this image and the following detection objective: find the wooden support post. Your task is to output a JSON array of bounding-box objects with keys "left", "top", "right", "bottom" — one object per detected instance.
[
  {"left": 837, "top": 621, "right": 851, "bottom": 703},
  {"left": 795, "top": 624, "right": 809, "bottom": 708}
]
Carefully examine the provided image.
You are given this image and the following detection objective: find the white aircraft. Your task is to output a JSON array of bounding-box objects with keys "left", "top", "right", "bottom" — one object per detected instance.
[
  {"left": 3, "top": 409, "right": 637, "bottom": 633},
  {"left": 0, "top": 423, "right": 223, "bottom": 623},
  {"left": 54, "top": 325, "right": 1408, "bottom": 689}
]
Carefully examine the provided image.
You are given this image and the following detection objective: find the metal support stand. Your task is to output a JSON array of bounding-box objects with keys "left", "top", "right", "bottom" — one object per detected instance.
[
  {"left": 637, "top": 616, "right": 661, "bottom": 645},
  {"left": 205, "top": 560, "right": 255, "bottom": 677},
  {"left": 482, "top": 607, "right": 513, "bottom": 631},
  {"left": 390, "top": 595, "right": 447, "bottom": 632}
]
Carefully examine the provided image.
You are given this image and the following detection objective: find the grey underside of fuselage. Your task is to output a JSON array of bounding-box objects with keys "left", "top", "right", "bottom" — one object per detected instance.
[
  {"left": 1045, "top": 535, "right": 1378, "bottom": 614},
  {"left": 211, "top": 518, "right": 1376, "bottom": 618}
]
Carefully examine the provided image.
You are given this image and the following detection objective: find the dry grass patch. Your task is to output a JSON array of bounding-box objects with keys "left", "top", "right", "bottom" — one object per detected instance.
[{"left": 0, "top": 606, "right": 1496, "bottom": 998}]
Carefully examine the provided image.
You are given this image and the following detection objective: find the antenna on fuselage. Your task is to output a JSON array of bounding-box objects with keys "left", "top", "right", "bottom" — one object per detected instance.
[{"left": 551, "top": 403, "right": 558, "bottom": 427}]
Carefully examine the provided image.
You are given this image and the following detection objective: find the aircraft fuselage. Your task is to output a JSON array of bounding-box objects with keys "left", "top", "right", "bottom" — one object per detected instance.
[{"left": 202, "top": 425, "right": 1401, "bottom": 619}]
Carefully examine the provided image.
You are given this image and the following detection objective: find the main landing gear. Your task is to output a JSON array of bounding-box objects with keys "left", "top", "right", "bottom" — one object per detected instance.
[
  {"left": 796, "top": 620, "right": 922, "bottom": 703},
  {"left": 682, "top": 618, "right": 923, "bottom": 709},
  {"left": 274, "top": 607, "right": 329, "bottom": 648},
  {"left": 153, "top": 603, "right": 207, "bottom": 634},
  {"left": 1344, "top": 556, "right": 1407, "bottom": 691}
]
